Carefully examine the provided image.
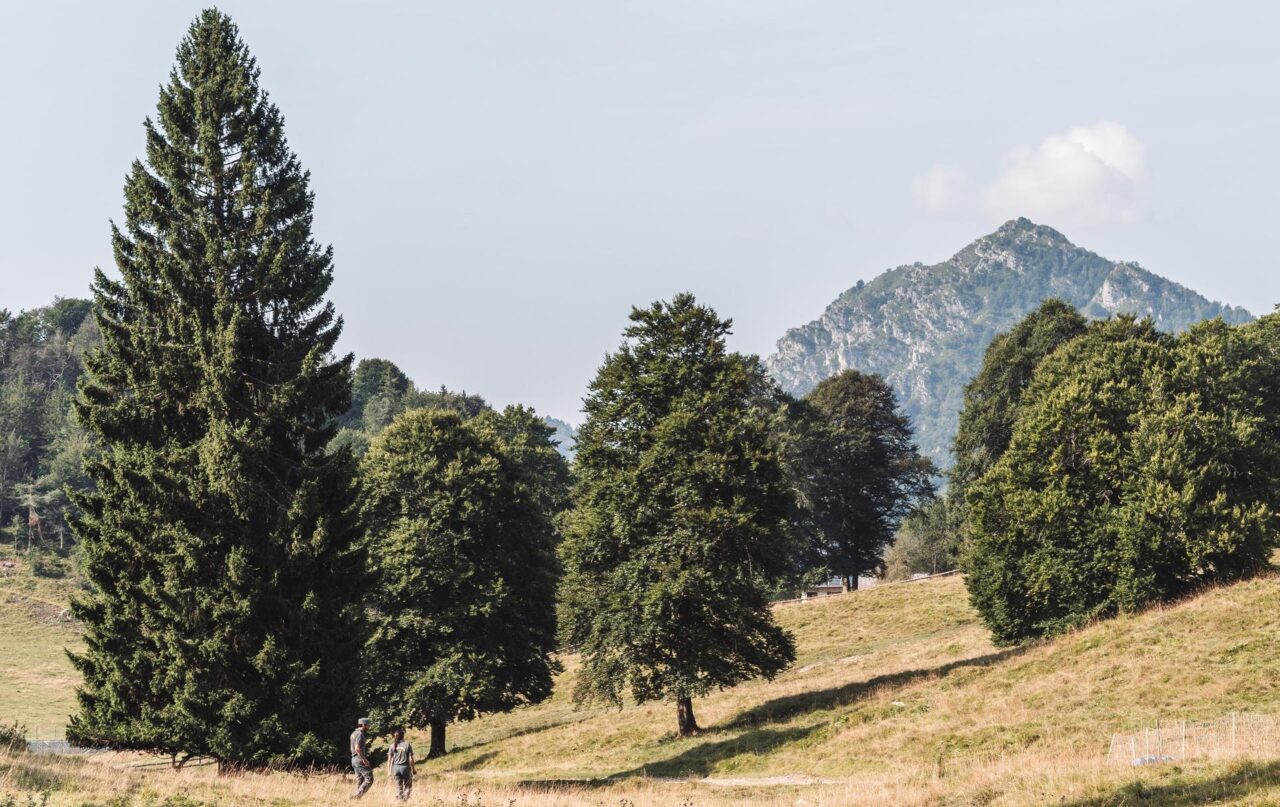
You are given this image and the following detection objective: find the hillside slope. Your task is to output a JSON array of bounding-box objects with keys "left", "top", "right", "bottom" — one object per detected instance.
[
  {"left": 765, "top": 219, "right": 1254, "bottom": 466},
  {"left": 5, "top": 565, "right": 1280, "bottom": 804}
]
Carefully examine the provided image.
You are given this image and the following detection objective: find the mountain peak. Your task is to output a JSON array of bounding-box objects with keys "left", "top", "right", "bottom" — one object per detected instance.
[
  {"left": 994, "top": 216, "right": 1039, "bottom": 234},
  {"left": 766, "top": 226, "right": 1252, "bottom": 467},
  {"left": 984, "top": 218, "right": 1074, "bottom": 248}
]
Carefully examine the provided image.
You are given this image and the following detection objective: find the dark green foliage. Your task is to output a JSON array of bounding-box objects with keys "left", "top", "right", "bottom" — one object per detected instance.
[
  {"left": 786, "top": 371, "right": 935, "bottom": 587},
  {"left": 348, "top": 358, "right": 412, "bottom": 422},
  {"left": 962, "top": 316, "right": 1280, "bottom": 643},
  {"left": 476, "top": 405, "right": 572, "bottom": 519},
  {"left": 963, "top": 318, "right": 1173, "bottom": 642},
  {"left": 359, "top": 408, "right": 562, "bottom": 757},
  {"left": 1114, "top": 318, "right": 1280, "bottom": 602},
  {"left": 69, "top": 11, "right": 364, "bottom": 767},
  {"left": 0, "top": 299, "right": 98, "bottom": 548},
  {"left": 883, "top": 497, "right": 962, "bottom": 580},
  {"left": 559, "top": 294, "right": 796, "bottom": 735},
  {"left": 331, "top": 358, "right": 488, "bottom": 457},
  {"left": 950, "top": 299, "right": 1087, "bottom": 506}
]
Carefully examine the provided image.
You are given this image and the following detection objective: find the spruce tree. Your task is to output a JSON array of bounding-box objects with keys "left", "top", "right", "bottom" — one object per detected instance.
[
  {"left": 559, "top": 294, "right": 795, "bottom": 736},
  {"left": 69, "top": 10, "right": 364, "bottom": 767},
  {"left": 359, "top": 409, "right": 562, "bottom": 758}
]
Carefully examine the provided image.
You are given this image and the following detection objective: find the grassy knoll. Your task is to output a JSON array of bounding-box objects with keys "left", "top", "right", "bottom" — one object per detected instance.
[{"left": 2, "top": 565, "right": 1279, "bottom": 804}]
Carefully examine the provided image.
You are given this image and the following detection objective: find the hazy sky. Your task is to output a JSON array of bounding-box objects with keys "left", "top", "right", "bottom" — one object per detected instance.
[{"left": 3, "top": 2, "right": 1277, "bottom": 421}]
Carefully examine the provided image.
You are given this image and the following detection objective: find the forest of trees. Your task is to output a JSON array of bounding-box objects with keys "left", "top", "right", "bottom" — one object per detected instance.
[
  {"left": 20, "top": 7, "right": 1276, "bottom": 772},
  {"left": 53, "top": 11, "right": 909, "bottom": 763},
  {"left": 0, "top": 298, "right": 98, "bottom": 551}
]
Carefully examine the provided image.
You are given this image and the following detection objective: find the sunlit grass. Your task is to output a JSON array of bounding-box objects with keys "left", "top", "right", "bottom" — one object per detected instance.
[{"left": 2, "top": 558, "right": 1279, "bottom": 804}]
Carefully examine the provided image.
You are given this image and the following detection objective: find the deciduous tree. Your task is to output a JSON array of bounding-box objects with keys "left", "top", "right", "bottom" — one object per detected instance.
[
  {"left": 962, "top": 316, "right": 1280, "bottom": 643},
  {"left": 559, "top": 294, "right": 795, "bottom": 736},
  {"left": 790, "top": 371, "right": 935, "bottom": 589},
  {"left": 950, "top": 299, "right": 1087, "bottom": 506},
  {"left": 359, "top": 409, "right": 561, "bottom": 757}
]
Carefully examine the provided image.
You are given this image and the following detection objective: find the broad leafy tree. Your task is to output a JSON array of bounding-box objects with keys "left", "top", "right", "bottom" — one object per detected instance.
[
  {"left": 1113, "top": 318, "right": 1280, "bottom": 605},
  {"left": 68, "top": 11, "right": 364, "bottom": 767},
  {"left": 963, "top": 316, "right": 1280, "bottom": 643},
  {"left": 963, "top": 318, "right": 1170, "bottom": 642},
  {"left": 882, "top": 497, "right": 962, "bottom": 580},
  {"left": 950, "top": 299, "right": 1087, "bottom": 505},
  {"left": 359, "top": 409, "right": 562, "bottom": 757},
  {"left": 331, "top": 356, "right": 489, "bottom": 458},
  {"left": 789, "top": 371, "right": 935, "bottom": 589},
  {"left": 559, "top": 294, "right": 795, "bottom": 736}
]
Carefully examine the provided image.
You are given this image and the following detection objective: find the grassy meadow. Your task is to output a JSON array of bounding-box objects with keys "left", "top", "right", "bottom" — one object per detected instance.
[{"left": 2, "top": 553, "right": 1279, "bottom": 805}]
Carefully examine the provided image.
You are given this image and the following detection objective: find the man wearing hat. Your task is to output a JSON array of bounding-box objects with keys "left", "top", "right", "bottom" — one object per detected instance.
[{"left": 350, "top": 717, "right": 373, "bottom": 799}]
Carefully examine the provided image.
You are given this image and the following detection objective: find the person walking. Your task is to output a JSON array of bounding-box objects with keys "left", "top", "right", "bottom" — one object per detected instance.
[
  {"left": 387, "top": 727, "right": 416, "bottom": 802},
  {"left": 350, "top": 717, "right": 374, "bottom": 799}
]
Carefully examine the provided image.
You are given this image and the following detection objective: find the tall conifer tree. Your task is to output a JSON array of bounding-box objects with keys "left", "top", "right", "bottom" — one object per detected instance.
[
  {"left": 69, "top": 10, "right": 364, "bottom": 767},
  {"left": 559, "top": 294, "right": 795, "bottom": 736}
]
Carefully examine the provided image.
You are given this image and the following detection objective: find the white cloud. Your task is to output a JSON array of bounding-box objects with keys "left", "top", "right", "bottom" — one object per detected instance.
[
  {"left": 984, "top": 121, "right": 1146, "bottom": 227},
  {"left": 912, "top": 165, "right": 966, "bottom": 212}
]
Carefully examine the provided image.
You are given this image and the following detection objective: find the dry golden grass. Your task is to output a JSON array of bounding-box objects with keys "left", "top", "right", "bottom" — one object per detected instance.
[
  {"left": 4, "top": 748, "right": 1280, "bottom": 807},
  {"left": 3, "top": 565, "right": 1280, "bottom": 804}
]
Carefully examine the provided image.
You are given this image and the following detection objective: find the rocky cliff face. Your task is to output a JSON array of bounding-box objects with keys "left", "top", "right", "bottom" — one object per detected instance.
[
  {"left": 543, "top": 416, "right": 578, "bottom": 460},
  {"left": 766, "top": 219, "right": 1253, "bottom": 467}
]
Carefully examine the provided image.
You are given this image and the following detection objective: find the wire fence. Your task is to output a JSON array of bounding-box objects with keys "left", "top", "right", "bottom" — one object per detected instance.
[{"left": 1108, "top": 712, "right": 1280, "bottom": 765}]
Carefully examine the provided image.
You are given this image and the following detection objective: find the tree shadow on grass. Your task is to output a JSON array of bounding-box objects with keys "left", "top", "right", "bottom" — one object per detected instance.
[
  {"left": 450, "top": 708, "right": 606, "bottom": 755},
  {"left": 453, "top": 750, "right": 500, "bottom": 771},
  {"left": 727, "top": 645, "right": 1029, "bottom": 730},
  {"left": 1061, "top": 760, "right": 1280, "bottom": 806},
  {"left": 514, "top": 724, "right": 823, "bottom": 789}
]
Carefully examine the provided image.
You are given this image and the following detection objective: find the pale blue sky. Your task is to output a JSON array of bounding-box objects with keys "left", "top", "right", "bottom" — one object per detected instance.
[{"left": 2, "top": 1, "right": 1276, "bottom": 422}]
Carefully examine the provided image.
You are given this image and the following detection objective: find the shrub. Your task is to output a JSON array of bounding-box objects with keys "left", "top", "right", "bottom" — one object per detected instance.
[{"left": 0, "top": 721, "right": 27, "bottom": 753}]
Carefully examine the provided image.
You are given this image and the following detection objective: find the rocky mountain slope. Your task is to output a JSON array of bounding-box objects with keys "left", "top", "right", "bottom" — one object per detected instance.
[
  {"left": 543, "top": 415, "right": 578, "bottom": 460},
  {"left": 766, "top": 219, "right": 1254, "bottom": 467}
]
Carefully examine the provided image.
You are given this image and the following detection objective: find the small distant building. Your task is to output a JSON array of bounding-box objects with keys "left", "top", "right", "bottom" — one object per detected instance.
[
  {"left": 800, "top": 576, "right": 880, "bottom": 600},
  {"left": 801, "top": 581, "right": 846, "bottom": 600}
]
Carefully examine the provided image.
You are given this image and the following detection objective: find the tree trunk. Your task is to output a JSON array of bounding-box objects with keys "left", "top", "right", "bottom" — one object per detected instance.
[
  {"left": 427, "top": 718, "right": 448, "bottom": 758},
  {"left": 850, "top": 574, "right": 859, "bottom": 590},
  {"left": 676, "top": 697, "right": 700, "bottom": 736}
]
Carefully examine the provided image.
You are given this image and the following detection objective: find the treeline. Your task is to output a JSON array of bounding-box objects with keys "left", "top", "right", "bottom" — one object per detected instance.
[
  {"left": 66, "top": 11, "right": 933, "bottom": 768},
  {"left": 0, "top": 299, "right": 493, "bottom": 556},
  {"left": 0, "top": 298, "right": 98, "bottom": 548},
  {"left": 937, "top": 300, "right": 1280, "bottom": 644}
]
